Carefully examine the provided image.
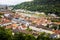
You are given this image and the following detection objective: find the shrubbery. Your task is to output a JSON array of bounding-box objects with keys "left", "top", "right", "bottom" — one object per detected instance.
[{"left": 0, "top": 26, "right": 60, "bottom": 40}]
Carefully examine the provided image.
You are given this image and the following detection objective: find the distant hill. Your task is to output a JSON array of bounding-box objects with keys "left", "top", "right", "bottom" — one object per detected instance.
[{"left": 13, "top": 0, "right": 60, "bottom": 16}]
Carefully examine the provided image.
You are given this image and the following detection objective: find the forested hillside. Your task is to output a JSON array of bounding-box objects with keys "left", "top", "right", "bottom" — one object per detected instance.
[{"left": 13, "top": 0, "right": 60, "bottom": 16}]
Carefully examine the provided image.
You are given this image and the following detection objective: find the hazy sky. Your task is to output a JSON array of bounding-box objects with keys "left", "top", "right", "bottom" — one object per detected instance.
[{"left": 0, "top": 0, "right": 32, "bottom": 5}]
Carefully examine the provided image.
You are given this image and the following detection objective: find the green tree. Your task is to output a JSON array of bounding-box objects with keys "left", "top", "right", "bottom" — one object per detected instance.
[
  {"left": 13, "top": 32, "right": 26, "bottom": 40},
  {"left": 37, "top": 32, "right": 51, "bottom": 40},
  {"left": 0, "top": 27, "right": 13, "bottom": 40},
  {"left": 25, "top": 34, "right": 36, "bottom": 40}
]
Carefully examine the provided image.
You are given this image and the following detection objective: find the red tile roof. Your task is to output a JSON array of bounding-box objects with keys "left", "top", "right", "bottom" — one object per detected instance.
[{"left": 53, "top": 30, "right": 60, "bottom": 34}]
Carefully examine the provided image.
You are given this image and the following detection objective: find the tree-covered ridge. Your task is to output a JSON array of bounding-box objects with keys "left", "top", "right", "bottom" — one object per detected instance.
[
  {"left": 34, "top": 0, "right": 60, "bottom": 5},
  {"left": 13, "top": 0, "right": 60, "bottom": 12}
]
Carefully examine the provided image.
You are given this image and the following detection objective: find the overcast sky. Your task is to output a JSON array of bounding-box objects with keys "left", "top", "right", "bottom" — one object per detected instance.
[{"left": 0, "top": 0, "right": 32, "bottom": 5}]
